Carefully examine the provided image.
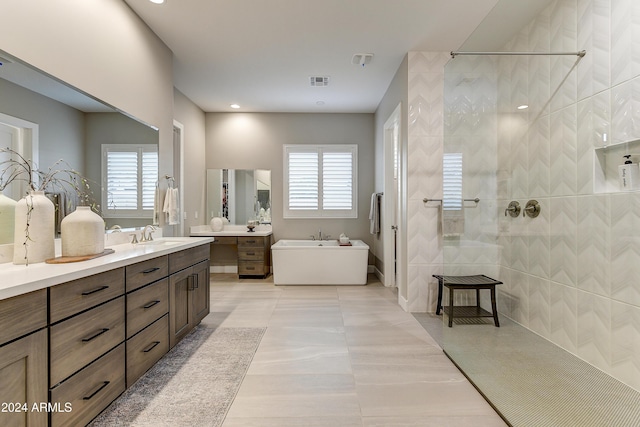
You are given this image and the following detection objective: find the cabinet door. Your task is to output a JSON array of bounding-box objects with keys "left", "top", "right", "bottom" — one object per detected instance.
[
  {"left": 0, "top": 329, "right": 47, "bottom": 427},
  {"left": 190, "top": 260, "right": 210, "bottom": 325},
  {"left": 169, "top": 267, "right": 192, "bottom": 348}
]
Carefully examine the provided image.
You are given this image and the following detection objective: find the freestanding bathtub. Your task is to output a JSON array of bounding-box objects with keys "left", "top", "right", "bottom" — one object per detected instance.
[{"left": 271, "top": 239, "right": 369, "bottom": 285}]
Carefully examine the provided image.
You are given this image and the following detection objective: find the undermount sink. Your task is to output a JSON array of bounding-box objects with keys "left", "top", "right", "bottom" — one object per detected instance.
[{"left": 138, "top": 239, "right": 182, "bottom": 246}]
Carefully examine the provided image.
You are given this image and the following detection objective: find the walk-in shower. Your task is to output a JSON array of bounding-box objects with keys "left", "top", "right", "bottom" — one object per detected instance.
[{"left": 439, "top": 39, "right": 640, "bottom": 424}]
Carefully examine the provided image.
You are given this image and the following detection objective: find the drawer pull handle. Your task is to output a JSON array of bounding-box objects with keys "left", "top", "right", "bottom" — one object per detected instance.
[
  {"left": 142, "top": 267, "right": 161, "bottom": 274},
  {"left": 189, "top": 274, "right": 199, "bottom": 290},
  {"left": 246, "top": 240, "right": 256, "bottom": 243},
  {"left": 246, "top": 266, "right": 255, "bottom": 270},
  {"left": 143, "top": 300, "right": 160, "bottom": 309},
  {"left": 83, "top": 381, "right": 110, "bottom": 400},
  {"left": 81, "top": 285, "right": 109, "bottom": 296},
  {"left": 246, "top": 252, "right": 255, "bottom": 256},
  {"left": 143, "top": 341, "right": 161, "bottom": 353},
  {"left": 82, "top": 328, "right": 110, "bottom": 342}
]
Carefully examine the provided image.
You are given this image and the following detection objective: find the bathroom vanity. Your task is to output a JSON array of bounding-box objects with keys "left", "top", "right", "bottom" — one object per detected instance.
[
  {"left": 0, "top": 236, "right": 213, "bottom": 427},
  {"left": 190, "top": 225, "right": 272, "bottom": 278}
]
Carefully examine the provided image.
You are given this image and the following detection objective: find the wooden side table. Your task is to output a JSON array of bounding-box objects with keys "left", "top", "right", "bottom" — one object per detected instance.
[{"left": 433, "top": 274, "right": 502, "bottom": 327}]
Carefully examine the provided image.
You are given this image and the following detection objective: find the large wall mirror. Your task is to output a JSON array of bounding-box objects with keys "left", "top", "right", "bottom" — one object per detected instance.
[
  {"left": 206, "top": 169, "right": 271, "bottom": 225},
  {"left": 0, "top": 49, "right": 159, "bottom": 243}
]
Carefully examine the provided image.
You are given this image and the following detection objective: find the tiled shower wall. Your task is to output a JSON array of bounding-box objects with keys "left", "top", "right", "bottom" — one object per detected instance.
[{"left": 437, "top": 0, "right": 640, "bottom": 392}]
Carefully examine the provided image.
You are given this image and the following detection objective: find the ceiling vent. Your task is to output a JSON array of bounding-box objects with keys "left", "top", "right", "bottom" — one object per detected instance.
[
  {"left": 352, "top": 53, "right": 374, "bottom": 67},
  {"left": 309, "top": 76, "right": 330, "bottom": 87}
]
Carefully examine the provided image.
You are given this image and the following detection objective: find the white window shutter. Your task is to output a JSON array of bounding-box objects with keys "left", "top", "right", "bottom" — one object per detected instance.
[
  {"left": 322, "top": 151, "right": 353, "bottom": 210},
  {"left": 442, "top": 153, "right": 463, "bottom": 210}
]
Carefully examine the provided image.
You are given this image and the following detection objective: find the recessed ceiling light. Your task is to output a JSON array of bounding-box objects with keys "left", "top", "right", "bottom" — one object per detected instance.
[
  {"left": 517, "top": 104, "right": 529, "bottom": 110},
  {"left": 230, "top": 104, "right": 240, "bottom": 109},
  {"left": 149, "top": 0, "right": 165, "bottom": 4},
  {"left": 316, "top": 101, "right": 325, "bottom": 106}
]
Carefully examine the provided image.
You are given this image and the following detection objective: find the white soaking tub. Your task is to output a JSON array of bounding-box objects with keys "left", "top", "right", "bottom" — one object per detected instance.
[{"left": 271, "top": 239, "right": 369, "bottom": 285}]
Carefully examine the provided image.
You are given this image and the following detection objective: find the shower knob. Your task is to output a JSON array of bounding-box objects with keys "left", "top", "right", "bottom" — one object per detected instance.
[
  {"left": 505, "top": 201, "right": 521, "bottom": 217},
  {"left": 523, "top": 200, "right": 540, "bottom": 218}
]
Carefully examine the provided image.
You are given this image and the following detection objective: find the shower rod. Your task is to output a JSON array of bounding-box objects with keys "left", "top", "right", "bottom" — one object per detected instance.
[{"left": 450, "top": 50, "right": 586, "bottom": 58}]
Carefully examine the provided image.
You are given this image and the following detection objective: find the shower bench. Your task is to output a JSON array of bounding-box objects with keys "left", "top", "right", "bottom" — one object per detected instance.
[{"left": 433, "top": 274, "right": 502, "bottom": 327}]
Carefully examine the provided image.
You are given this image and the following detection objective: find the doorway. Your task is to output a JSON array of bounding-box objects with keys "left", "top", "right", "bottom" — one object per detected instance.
[
  {"left": 173, "top": 120, "right": 185, "bottom": 236},
  {"left": 0, "top": 113, "right": 38, "bottom": 199},
  {"left": 383, "top": 103, "right": 401, "bottom": 289}
]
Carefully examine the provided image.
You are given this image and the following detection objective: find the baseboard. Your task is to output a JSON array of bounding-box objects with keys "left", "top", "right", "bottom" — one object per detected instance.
[
  {"left": 210, "top": 265, "right": 238, "bottom": 274},
  {"left": 398, "top": 294, "right": 409, "bottom": 311}
]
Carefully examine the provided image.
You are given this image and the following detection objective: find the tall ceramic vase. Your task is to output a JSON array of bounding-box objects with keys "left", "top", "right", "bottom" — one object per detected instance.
[
  {"left": 61, "top": 206, "right": 105, "bottom": 257},
  {"left": 13, "top": 191, "right": 55, "bottom": 264},
  {"left": 0, "top": 193, "right": 17, "bottom": 245}
]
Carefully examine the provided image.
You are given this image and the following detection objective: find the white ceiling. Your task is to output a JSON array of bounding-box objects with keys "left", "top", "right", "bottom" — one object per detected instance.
[{"left": 123, "top": 0, "right": 552, "bottom": 114}]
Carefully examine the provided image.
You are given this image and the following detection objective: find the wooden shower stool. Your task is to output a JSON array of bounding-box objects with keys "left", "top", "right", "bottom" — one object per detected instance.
[{"left": 433, "top": 274, "right": 502, "bottom": 327}]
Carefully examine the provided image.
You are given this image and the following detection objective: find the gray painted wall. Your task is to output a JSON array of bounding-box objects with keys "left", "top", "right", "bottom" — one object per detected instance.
[
  {"left": 205, "top": 112, "right": 375, "bottom": 251},
  {"left": 0, "top": 79, "right": 84, "bottom": 175},
  {"left": 372, "top": 55, "right": 408, "bottom": 279}
]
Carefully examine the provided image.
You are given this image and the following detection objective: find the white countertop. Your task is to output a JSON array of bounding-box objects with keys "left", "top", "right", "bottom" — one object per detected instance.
[
  {"left": 0, "top": 236, "right": 214, "bottom": 301},
  {"left": 190, "top": 224, "right": 273, "bottom": 237}
]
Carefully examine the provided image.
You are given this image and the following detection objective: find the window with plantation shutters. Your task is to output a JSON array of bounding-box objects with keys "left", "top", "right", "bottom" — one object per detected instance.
[
  {"left": 102, "top": 144, "right": 158, "bottom": 218},
  {"left": 283, "top": 145, "right": 357, "bottom": 218},
  {"left": 442, "top": 153, "right": 463, "bottom": 210}
]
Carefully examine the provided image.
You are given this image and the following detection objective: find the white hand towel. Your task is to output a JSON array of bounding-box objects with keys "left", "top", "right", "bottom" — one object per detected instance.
[
  {"left": 152, "top": 186, "right": 160, "bottom": 226},
  {"left": 163, "top": 187, "right": 180, "bottom": 225},
  {"left": 441, "top": 205, "right": 464, "bottom": 237},
  {"left": 369, "top": 193, "right": 380, "bottom": 234},
  {"left": 170, "top": 187, "right": 180, "bottom": 225}
]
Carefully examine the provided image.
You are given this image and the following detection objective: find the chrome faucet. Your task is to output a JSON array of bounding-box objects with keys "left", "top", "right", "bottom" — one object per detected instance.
[
  {"left": 318, "top": 228, "right": 322, "bottom": 241},
  {"left": 141, "top": 225, "right": 156, "bottom": 242}
]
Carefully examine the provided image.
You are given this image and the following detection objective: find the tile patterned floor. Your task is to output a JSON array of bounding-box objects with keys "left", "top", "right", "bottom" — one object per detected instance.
[{"left": 203, "top": 274, "right": 506, "bottom": 427}]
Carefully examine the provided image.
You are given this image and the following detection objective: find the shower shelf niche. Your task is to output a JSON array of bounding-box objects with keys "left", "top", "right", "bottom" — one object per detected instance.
[{"left": 593, "top": 139, "right": 640, "bottom": 194}]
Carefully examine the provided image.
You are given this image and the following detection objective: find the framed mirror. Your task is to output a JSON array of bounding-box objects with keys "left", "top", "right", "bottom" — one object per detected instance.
[
  {"left": 0, "top": 49, "right": 159, "bottom": 238},
  {"left": 206, "top": 169, "right": 271, "bottom": 224}
]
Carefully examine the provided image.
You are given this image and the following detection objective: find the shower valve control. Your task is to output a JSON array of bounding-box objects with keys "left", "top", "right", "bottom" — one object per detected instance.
[
  {"left": 523, "top": 200, "right": 541, "bottom": 218},
  {"left": 505, "top": 201, "right": 521, "bottom": 217}
]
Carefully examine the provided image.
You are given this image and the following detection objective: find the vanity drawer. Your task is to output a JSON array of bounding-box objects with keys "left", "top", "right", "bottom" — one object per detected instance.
[
  {"left": 169, "top": 244, "right": 210, "bottom": 274},
  {"left": 125, "top": 255, "right": 168, "bottom": 292},
  {"left": 0, "top": 289, "right": 47, "bottom": 346},
  {"left": 50, "top": 296, "right": 125, "bottom": 386},
  {"left": 126, "top": 278, "right": 169, "bottom": 338},
  {"left": 238, "top": 236, "right": 266, "bottom": 248},
  {"left": 50, "top": 268, "right": 125, "bottom": 323},
  {"left": 212, "top": 236, "right": 237, "bottom": 245},
  {"left": 50, "top": 343, "right": 125, "bottom": 427},
  {"left": 238, "top": 261, "right": 267, "bottom": 276},
  {"left": 126, "top": 314, "right": 169, "bottom": 387},
  {"left": 238, "top": 248, "right": 265, "bottom": 261}
]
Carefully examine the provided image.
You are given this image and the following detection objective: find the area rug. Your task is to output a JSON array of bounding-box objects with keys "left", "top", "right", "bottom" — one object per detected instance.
[{"left": 90, "top": 326, "right": 265, "bottom": 427}]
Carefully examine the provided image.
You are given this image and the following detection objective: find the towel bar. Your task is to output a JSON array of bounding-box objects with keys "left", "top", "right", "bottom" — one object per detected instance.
[{"left": 422, "top": 198, "right": 480, "bottom": 204}]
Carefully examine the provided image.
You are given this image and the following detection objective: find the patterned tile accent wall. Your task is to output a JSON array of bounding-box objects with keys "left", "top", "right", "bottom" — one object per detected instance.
[
  {"left": 406, "top": 52, "right": 449, "bottom": 312},
  {"left": 434, "top": 0, "right": 640, "bottom": 392}
]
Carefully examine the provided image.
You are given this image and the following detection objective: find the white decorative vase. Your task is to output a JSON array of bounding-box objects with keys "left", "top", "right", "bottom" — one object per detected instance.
[
  {"left": 210, "top": 217, "right": 223, "bottom": 232},
  {"left": 13, "top": 191, "right": 55, "bottom": 264},
  {"left": 61, "top": 206, "right": 105, "bottom": 257},
  {"left": 0, "top": 194, "right": 17, "bottom": 245}
]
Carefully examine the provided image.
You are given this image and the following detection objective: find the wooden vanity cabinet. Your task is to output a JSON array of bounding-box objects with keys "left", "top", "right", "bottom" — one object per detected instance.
[
  {"left": 125, "top": 256, "right": 170, "bottom": 387},
  {"left": 0, "top": 290, "right": 48, "bottom": 427},
  {"left": 49, "top": 268, "right": 126, "bottom": 427},
  {"left": 168, "top": 245, "right": 210, "bottom": 349},
  {"left": 0, "top": 241, "right": 210, "bottom": 427},
  {"left": 237, "top": 235, "right": 271, "bottom": 278}
]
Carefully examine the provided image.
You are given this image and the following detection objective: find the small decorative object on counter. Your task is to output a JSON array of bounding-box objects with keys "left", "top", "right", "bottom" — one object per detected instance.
[
  {"left": 13, "top": 191, "right": 55, "bottom": 264},
  {"left": 1, "top": 147, "right": 100, "bottom": 265},
  {"left": 339, "top": 233, "right": 350, "bottom": 245},
  {"left": 61, "top": 206, "right": 105, "bottom": 257},
  {"left": 210, "top": 216, "right": 224, "bottom": 232},
  {"left": 247, "top": 219, "right": 258, "bottom": 232}
]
